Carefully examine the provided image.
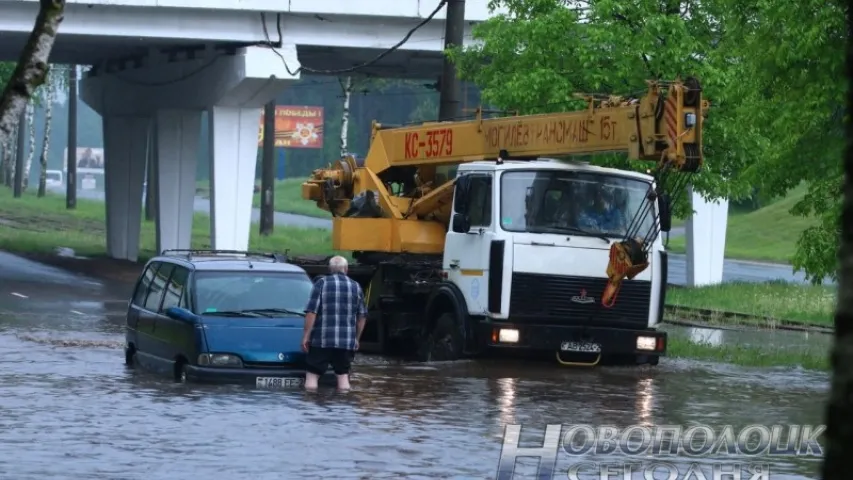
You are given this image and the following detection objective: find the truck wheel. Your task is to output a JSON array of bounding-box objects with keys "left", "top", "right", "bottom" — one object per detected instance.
[{"left": 418, "top": 313, "right": 464, "bottom": 362}]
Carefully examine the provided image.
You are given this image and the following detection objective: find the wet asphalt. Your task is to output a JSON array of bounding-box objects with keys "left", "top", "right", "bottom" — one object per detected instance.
[
  {"left": 66, "top": 188, "right": 819, "bottom": 286},
  {"left": 0, "top": 250, "right": 828, "bottom": 479}
]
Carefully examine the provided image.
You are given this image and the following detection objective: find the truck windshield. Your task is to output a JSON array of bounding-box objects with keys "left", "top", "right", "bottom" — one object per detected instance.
[{"left": 500, "top": 170, "right": 656, "bottom": 239}]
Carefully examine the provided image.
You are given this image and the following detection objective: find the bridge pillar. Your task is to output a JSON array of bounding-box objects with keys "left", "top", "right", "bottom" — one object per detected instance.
[
  {"left": 209, "top": 106, "right": 262, "bottom": 251},
  {"left": 685, "top": 186, "right": 729, "bottom": 286},
  {"left": 154, "top": 110, "right": 202, "bottom": 253},
  {"left": 102, "top": 116, "right": 149, "bottom": 261}
]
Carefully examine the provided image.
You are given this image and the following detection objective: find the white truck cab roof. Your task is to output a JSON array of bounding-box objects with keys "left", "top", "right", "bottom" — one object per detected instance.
[{"left": 456, "top": 158, "right": 654, "bottom": 183}]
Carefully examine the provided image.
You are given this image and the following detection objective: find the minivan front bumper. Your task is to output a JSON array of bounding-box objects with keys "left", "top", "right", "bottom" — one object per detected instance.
[{"left": 185, "top": 365, "right": 339, "bottom": 387}]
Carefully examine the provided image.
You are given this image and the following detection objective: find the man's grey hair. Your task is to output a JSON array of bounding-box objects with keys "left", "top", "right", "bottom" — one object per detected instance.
[{"left": 329, "top": 255, "right": 348, "bottom": 273}]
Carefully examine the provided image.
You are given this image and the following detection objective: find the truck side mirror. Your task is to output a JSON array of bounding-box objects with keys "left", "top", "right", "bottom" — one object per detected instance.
[
  {"left": 658, "top": 193, "right": 672, "bottom": 233},
  {"left": 454, "top": 175, "right": 471, "bottom": 215},
  {"left": 451, "top": 213, "right": 471, "bottom": 233}
]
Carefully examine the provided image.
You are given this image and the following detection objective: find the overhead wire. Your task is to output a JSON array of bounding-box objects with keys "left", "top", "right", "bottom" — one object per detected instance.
[{"left": 260, "top": 0, "right": 449, "bottom": 76}]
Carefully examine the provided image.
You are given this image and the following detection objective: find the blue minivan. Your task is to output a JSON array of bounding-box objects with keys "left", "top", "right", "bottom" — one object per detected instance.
[{"left": 124, "top": 249, "right": 331, "bottom": 388}]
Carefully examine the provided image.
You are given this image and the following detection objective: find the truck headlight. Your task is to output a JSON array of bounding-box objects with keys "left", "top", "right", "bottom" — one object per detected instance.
[
  {"left": 685, "top": 112, "right": 697, "bottom": 128},
  {"left": 636, "top": 336, "right": 657, "bottom": 351},
  {"left": 198, "top": 353, "right": 243, "bottom": 367},
  {"left": 499, "top": 329, "right": 519, "bottom": 343}
]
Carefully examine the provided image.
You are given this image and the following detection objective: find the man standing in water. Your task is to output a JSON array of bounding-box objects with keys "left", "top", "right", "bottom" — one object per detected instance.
[{"left": 301, "top": 256, "right": 367, "bottom": 392}]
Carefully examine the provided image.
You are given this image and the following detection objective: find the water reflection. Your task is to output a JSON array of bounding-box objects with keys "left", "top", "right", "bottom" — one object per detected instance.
[
  {"left": 496, "top": 377, "right": 517, "bottom": 426},
  {"left": 635, "top": 377, "right": 655, "bottom": 427},
  {"left": 690, "top": 327, "right": 723, "bottom": 346}
]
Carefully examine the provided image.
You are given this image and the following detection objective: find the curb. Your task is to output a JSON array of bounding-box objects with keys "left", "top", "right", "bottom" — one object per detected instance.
[{"left": 663, "top": 305, "right": 833, "bottom": 334}]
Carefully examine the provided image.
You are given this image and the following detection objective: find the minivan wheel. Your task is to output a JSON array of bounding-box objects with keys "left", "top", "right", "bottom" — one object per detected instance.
[
  {"left": 174, "top": 362, "right": 188, "bottom": 383},
  {"left": 124, "top": 347, "right": 136, "bottom": 366}
]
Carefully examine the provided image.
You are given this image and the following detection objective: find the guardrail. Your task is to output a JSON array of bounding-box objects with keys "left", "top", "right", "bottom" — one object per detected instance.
[{"left": 663, "top": 304, "right": 833, "bottom": 335}]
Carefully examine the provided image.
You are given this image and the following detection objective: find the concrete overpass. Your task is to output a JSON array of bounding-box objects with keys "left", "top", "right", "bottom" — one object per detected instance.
[{"left": 0, "top": 0, "right": 731, "bottom": 287}]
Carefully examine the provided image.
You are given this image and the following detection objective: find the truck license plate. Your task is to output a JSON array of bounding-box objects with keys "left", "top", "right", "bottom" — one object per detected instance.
[
  {"left": 561, "top": 341, "right": 601, "bottom": 353},
  {"left": 256, "top": 377, "right": 304, "bottom": 389}
]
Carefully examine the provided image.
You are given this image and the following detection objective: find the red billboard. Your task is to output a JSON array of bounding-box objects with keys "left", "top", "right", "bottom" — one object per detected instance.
[{"left": 258, "top": 105, "right": 324, "bottom": 148}]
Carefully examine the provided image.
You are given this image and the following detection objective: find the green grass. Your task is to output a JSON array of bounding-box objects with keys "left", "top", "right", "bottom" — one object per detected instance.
[
  {"left": 668, "top": 186, "right": 815, "bottom": 264},
  {"left": 251, "top": 178, "right": 330, "bottom": 218},
  {"left": 0, "top": 188, "right": 337, "bottom": 259},
  {"left": 197, "top": 178, "right": 330, "bottom": 219},
  {"left": 667, "top": 280, "right": 835, "bottom": 326},
  {"left": 667, "top": 336, "right": 828, "bottom": 371}
]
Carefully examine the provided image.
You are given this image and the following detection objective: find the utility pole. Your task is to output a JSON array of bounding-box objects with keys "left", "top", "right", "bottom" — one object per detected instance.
[
  {"left": 259, "top": 100, "right": 276, "bottom": 236},
  {"left": 66, "top": 65, "right": 77, "bottom": 210},
  {"left": 13, "top": 107, "right": 26, "bottom": 198},
  {"left": 437, "top": 0, "right": 465, "bottom": 122},
  {"left": 437, "top": 0, "right": 465, "bottom": 182}
]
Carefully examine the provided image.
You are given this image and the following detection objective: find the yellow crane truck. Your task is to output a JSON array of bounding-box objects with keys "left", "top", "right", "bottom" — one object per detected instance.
[{"left": 292, "top": 78, "right": 708, "bottom": 366}]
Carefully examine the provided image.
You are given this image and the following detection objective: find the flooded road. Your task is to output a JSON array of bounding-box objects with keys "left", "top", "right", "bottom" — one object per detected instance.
[{"left": 0, "top": 252, "right": 828, "bottom": 479}]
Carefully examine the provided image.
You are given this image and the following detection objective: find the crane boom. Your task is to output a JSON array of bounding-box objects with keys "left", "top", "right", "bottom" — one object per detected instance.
[
  {"left": 361, "top": 78, "right": 707, "bottom": 175},
  {"left": 300, "top": 78, "right": 708, "bottom": 255}
]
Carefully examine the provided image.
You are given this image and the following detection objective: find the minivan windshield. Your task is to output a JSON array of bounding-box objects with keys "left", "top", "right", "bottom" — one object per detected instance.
[
  {"left": 500, "top": 170, "right": 655, "bottom": 239},
  {"left": 193, "top": 271, "right": 313, "bottom": 316}
]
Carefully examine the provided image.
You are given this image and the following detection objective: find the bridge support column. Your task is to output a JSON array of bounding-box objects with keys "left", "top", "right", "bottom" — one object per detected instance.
[
  {"left": 208, "top": 106, "right": 262, "bottom": 251},
  {"left": 102, "top": 116, "right": 149, "bottom": 261},
  {"left": 154, "top": 110, "right": 201, "bottom": 253},
  {"left": 685, "top": 186, "right": 729, "bottom": 287}
]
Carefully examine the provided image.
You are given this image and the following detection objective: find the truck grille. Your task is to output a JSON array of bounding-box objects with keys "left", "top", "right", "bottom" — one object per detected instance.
[{"left": 510, "top": 273, "right": 651, "bottom": 328}]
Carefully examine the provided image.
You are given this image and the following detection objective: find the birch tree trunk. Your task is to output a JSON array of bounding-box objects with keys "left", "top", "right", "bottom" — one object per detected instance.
[
  {"left": 0, "top": 0, "right": 66, "bottom": 149},
  {"left": 23, "top": 101, "right": 35, "bottom": 190},
  {"left": 37, "top": 73, "right": 54, "bottom": 197},
  {"left": 4, "top": 125, "right": 17, "bottom": 186},
  {"left": 0, "top": 137, "right": 7, "bottom": 185},
  {"left": 339, "top": 76, "right": 353, "bottom": 158}
]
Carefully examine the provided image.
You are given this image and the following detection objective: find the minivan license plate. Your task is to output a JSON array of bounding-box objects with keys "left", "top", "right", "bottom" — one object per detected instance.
[
  {"left": 256, "top": 377, "right": 304, "bottom": 389},
  {"left": 560, "top": 341, "right": 601, "bottom": 353}
]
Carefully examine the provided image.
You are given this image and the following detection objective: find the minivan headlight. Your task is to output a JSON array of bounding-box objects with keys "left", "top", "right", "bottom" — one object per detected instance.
[{"left": 198, "top": 353, "right": 243, "bottom": 367}]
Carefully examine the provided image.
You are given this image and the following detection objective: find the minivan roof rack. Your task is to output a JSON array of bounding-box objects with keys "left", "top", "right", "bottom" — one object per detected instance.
[{"left": 160, "top": 249, "right": 289, "bottom": 262}]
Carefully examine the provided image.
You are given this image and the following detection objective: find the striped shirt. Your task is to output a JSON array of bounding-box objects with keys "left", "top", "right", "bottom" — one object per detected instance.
[{"left": 304, "top": 273, "right": 368, "bottom": 350}]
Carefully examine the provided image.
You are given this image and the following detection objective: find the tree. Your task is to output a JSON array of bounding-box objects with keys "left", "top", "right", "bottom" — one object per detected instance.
[
  {"left": 23, "top": 101, "right": 35, "bottom": 189},
  {"left": 339, "top": 76, "right": 354, "bottom": 157},
  {"left": 0, "top": 0, "right": 66, "bottom": 149},
  {"left": 451, "top": 0, "right": 846, "bottom": 278},
  {"left": 37, "top": 69, "right": 57, "bottom": 197},
  {"left": 720, "top": 0, "right": 845, "bottom": 283},
  {"left": 449, "top": 0, "right": 753, "bottom": 219},
  {"left": 822, "top": 7, "right": 853, "bottom": 475}
]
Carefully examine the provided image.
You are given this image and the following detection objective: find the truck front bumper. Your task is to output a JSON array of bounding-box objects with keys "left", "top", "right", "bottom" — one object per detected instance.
[{"left": 478, "top": 321, "right": 667, "bottom": 356}]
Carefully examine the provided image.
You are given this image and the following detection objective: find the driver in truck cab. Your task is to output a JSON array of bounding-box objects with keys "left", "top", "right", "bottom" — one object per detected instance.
[{"left": 577, "top": 187, "right": 624, "bottom": 233}]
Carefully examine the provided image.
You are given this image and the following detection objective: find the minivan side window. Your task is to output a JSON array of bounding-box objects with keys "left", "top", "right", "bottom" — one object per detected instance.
[
  {"left": 132, "top": 264, "right": 156, "bottom": 307},
  {"left": 143, "top": 263, "right": 174, "bottom": 312},
  {"left": 162, "top": 267, "right": 189, "bottom": 311}
]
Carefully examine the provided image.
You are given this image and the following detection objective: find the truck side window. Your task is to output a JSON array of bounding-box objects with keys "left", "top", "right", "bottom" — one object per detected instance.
[
  {"left": 144, "top": 263, "right": 174, "bottom": 312},
  {"left": 466, "top": 175, "right": 493, "bottom": 227},
  {"left": 132, "top": 265, "right": 156, "bottom": 307},
  {"left": 161, "top": 266, "right": 189, "bottom": 312}
]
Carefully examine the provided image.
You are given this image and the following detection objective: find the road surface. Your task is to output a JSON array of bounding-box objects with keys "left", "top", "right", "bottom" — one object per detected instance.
[
  {"left": 0, "top": 251, "right": 828, "bottom": 479},
  {"left": 66, "top": 188, "right": 820, "bottom": 285}
]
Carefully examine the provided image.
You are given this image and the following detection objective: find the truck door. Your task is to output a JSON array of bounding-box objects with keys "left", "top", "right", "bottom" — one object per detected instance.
[{"left": 444, "top": 173, "right": 495, "bottom": 314}]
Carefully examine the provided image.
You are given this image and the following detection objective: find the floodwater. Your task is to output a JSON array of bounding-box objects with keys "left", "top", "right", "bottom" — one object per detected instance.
[{"left": 0, "top": 252, "right": 829, "bottom": 479}]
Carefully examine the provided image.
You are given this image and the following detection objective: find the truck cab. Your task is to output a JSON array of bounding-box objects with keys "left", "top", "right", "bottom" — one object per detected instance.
[{"left": 444, "top": 159, "right": 668, "bottom": 365}]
